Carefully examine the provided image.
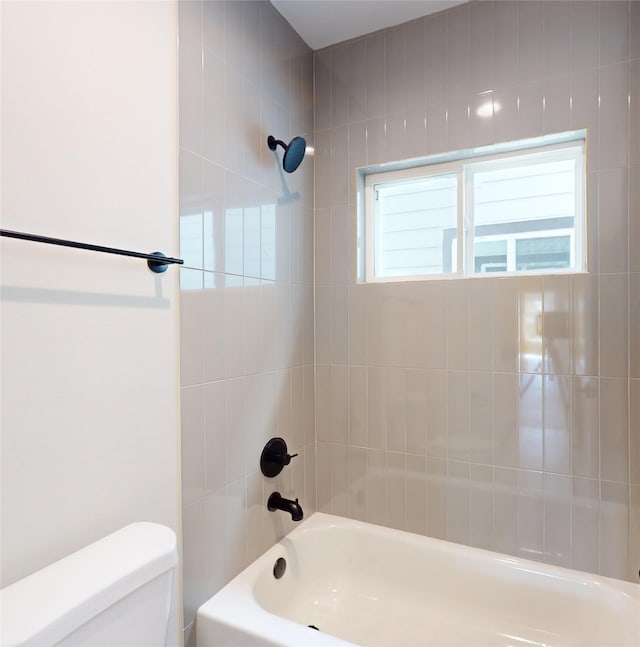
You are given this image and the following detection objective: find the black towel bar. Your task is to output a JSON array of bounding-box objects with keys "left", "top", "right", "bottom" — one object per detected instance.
[{"left": 0, "top": 229, "right": 184, "bottom": 273}]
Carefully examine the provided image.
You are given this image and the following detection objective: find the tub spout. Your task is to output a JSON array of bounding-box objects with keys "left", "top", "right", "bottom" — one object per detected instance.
[{"left": 267, "top": 492, "right": 303, "bottom": 522}]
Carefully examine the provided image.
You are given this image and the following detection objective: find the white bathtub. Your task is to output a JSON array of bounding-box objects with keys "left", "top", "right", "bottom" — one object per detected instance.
[{"left": 197, "top": 513, "right": 640, "bottom": 647}]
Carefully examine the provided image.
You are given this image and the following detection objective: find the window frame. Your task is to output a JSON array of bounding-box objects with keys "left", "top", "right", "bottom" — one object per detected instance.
[{"left": 363, "top": 139, "right": 586, "bottom": 283}]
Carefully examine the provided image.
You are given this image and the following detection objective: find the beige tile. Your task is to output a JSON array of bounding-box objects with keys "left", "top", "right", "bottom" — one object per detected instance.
[
  {"left": 493, "top": 86, "right": 519, "bottom": 144},
  {"left": 448, "top": 371, "right": 470, "bottom": 462},
  {"left": 470, "top": 1, "right": 494, "bottom": 94},
  {"left": 571, "top": 477, "right": 599, "bottom": 574},
  {"left": 426, "top": 369, "right": 448, "bottom": 459},
  {"left": 492, "top": 278, "right": 518, "bottom": 373},
  {"left": 331, "top": 205, "right": 349, "bottom": 286},
  {"left": 204, "top": 381, "right": 226, "bottom": 494},
  {"left": 315, "top": 286, "right": 331, "bottom": 365},
  {"left": 571, "top": 273, "right": 598, "bottom": 376},
  {"left": 599, "top": 273, "right": 628, "bottom": 378},
  {"left": 366, "top": 32, "right": 386, "bottom": 119},
  {"left": 179, "top": 37, "right": 203, "bottom": 157},
  {"left": 348, "top": 39, "right": 367, "bottom": 124},
  {"left": 425, "top": 281, "right": 447, "bottom": 369},
  {"left": 470, "top": 91, "right": 495, "bottom": 148},
  {"left": 405, "top": 18, "right": 426, "bottom": 108},
  {"left": 276, "top": 368, "right": 292, "bottom": 445},
  {"left": 630, "top": 274, "right": 640, "bottom": 378},
  {"left": 406, "top": 369, "right": 427, "bottom": 455},
  {"left": 544, "top": 375, "right": 571, "bottom": 475},
  {"left": 386, "top": 112, "right": 406, "bottom": 165},
  {"left": 426, "top": 103, "right": 448, "bottom": 155},
  {"left": 405, "top": 283, "right": 427, "bottom": 369},
  {"left": 367, "top": 448, "right": 387, "bottom": 526},
  {"left": 631, "top": 380, "right": 640, "bottom": 486},
  {"left": 426, "top": 456, "right": 447, "bottom": 540},
  {"left": 493, "top": 1, "right": 518, "bottom": 89},
  {"left": 631, "top": 61, "right": 640, "bottom": 169},
  {"left": 331, "top": 286, "right": 348, "bottom": 365},
  {"left": 316, "top": 442, "right": 332, "bottom": 513},
  {"left": 494, "top": 467, "right": 518, "bottom": 556},
  {"left": 349, "top": 366, "right": 368, "bottom": 448},
  {"left": 226, "top": 479, "right": 247, "bottom": 577},
  {"left": 599, "top": 62, "right": 629, "bottom": 171},
  {"left": 179, "top": 150, "right": 203, "bottom": 270},
  {"left": 314, "top": 49, "right": 331, "bottom": 131},
  {"left": 331, "top": 365, "right": 348, "bottom": 444},
  {"left": 182, "top": 499, "right": 208, "bottom": 628},
  {"left": 468, "top": 279, "right": 493, "bottom": 371},
  {"left": 517, "top": 0, "right": 543, "bottom": 83},
  {"left": 330, "top": 126, "right": 349, "bottom": 207},
  {"left": 348, "top": 284, "right": 367, "bottom": 366},
  {"left": 426, "top": 12, "right": 448, "bottom": 105},
  {"left": 366, "top": 283, "right": 387, "bottom": 366},
  {"left": 180, "top": 272, "right": 204, "bottom": 386},
  {"left": 447, "top": 99, "right": 470, "bottom": 152},
  {"left": 517, "top": 81, "right": 543, "bottom": 139},
  {"left": 202, "top": 161, "right": 224, "bottom": 273},
  {"left": 331, "top": 43, "right": 349, "bottom": 128},
  {"left": 518, "top": 470, "right": 543, "bottom": 562},
  {"left": 447, "top": 3, "right": 470, "bottom": 100},
  {"left": 571, "top": 69, "right": 599, "bottom": 170},
  {"left": 368, "top": 367, "right": 387, "bottom": 450},
  {"left": 446, "top": 276, "right": 469, "bottom": 370},
  {"left": 629, "top": 485, "right": 640, "bottom": 582},
  {"left": 598, "top": 168, "right": 629, "bottom": 274},
  {"left": 518, "top": 277, "right": 543, "bottom": 374},
  {"left": 181, "top": 386, "right": 205, "bottom": 506},
  {"left": 493, "top": 373, "right": 519, "bottom": 468},
  {"left": 518, "top": 373, "right": 543, "bottom": 471},
  {"left": 349, "top": 446, "right": 368, "bottom": 521},
  {"left": 385, "top": 25, "right": 406, "bottom": 116},
  {"left": 387, "top": 451, "right": 407, "bottom": 531},
  {"left": 543, "top": 1, "right": 571, "bottom": 80},
  {"left": 406, "top": 453, "right": 427, "bottom": 535},
  {"left": 386, "top": 368, "right": 407, "bottom": 453},
  {"left": 469, "top": 372, "right": 493, "bottom": 465},
  {"left": 599, "top": 0, "right": 629, "bottom": 67},
  {"left": 245, "top": 471, "right": 265, "bottom": 564},
  {"left": 600, "top": 480, "right": 629, "bottom": 579},
  {"left": 543, "top": 75, "right": 571, "bottom": 135},
  {"left": 631, "top": 168, "right": 640, "bottom": 273},
  {"left": 544, "top": 474, "right": 572, "bottom": 568},
  {"left": 572, "top": 376, "right": 600, "bottom": 479},
  {"left": 469, "top": 464, "right": 494, "bottom": 551},
  {"left": 331, "top": 443, "right": 349, "bottom": 516},
  {"left": 543, "top": 275, "right": 571, "bottom": 376},
  {"left": 600, "top": 378, "right": 629, "bottom": 483},
  {"left": 447, "top": 460, "right": 469, "bottom": 545},
  {"left": 315, "top": 365, "right": 330, "bottom": 443},
  {"left": 366, "top": 117, "right": 386, "bottom": 165},
  {"left": 303, "top": 365, "right": 315, "bottom": 446},
  {"left": 304, "top": 442, "right": 316, "bottom": 514},
  {"left": 225, "top": 378, "right": 245, "bottom": 484},
  {"left": 571, "top": 1, "right": 599, "bottom": 73},
  {"left": 386, "top": 284, "right": 408, "bottom": 368}
]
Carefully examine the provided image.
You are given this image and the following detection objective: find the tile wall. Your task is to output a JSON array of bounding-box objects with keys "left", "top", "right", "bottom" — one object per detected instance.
[
  {"left": 178, "top": 1, "right": 315, "bottom": 641},
  {"left": 314, "top": 0, "right": 639, "bottom": 582}
]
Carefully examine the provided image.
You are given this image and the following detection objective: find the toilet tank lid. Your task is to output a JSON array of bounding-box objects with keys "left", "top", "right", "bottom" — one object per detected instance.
[{"left": 0, "top": 522, "right": 177, "bottom": 647}]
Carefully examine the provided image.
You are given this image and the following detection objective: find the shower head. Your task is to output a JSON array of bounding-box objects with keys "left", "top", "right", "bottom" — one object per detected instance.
[{"left": 267, "top": 135, "right": 306, "bottom": 173}]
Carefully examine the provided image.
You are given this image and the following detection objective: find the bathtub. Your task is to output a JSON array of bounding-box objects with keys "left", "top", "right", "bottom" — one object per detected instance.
[{"left": 196, "top": 513, "right": 640, "bottom": 647}]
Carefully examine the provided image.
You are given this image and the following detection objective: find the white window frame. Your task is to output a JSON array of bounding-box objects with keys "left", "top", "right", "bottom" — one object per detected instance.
[{"left": 363, "top": 139, "right": 586, "bottom": 283}]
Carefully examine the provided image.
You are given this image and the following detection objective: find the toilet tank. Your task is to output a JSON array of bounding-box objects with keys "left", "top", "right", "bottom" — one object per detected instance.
[{"left": 0, "top": 522, "right": 178, "bottom": 647}]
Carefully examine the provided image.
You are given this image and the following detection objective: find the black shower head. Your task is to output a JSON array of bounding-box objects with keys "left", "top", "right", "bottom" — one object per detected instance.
[{"left": 267, "top": 135, "right": 306, "bottom": 173}]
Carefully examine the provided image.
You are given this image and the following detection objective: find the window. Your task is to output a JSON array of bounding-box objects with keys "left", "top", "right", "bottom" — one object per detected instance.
[{"left": 363, "top": 137, "right": 586, "bottom": 282}]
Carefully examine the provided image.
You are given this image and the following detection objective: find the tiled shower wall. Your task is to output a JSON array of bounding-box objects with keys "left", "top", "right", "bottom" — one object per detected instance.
[
  {"left": 314, "top": 0, "right": 639, "bottom": 582},
  {"left": 178, "top": 1, "right": 315, "bottom": 641}
]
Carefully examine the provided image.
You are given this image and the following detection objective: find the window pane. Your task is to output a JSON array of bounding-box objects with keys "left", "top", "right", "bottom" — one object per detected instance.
[
  {"left": 516, "top": 236, "right": 571, "bottom": 271},
  {"left": 474, "top": 239, "right": 507, "bottom": 273},
  {"left": 374, "top": 174, "right": 457, "bottom": 277},
  {"left": 471, "top": 157, "right": 576, "bottom": 275}
]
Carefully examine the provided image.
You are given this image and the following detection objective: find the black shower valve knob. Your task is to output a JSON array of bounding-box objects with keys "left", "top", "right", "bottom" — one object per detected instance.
[{"left": 260, "top": 437, "right": 298, "bottom": 477}]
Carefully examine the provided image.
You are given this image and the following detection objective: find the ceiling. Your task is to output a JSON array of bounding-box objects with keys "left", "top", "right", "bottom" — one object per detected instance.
[{"left": 270, "top": 0, "right": 467, "bottom": 50}]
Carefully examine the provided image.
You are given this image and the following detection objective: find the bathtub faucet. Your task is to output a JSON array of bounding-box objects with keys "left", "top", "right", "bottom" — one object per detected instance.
[{"left": 267, "top": 492, "right": 303, "bottom": 522}]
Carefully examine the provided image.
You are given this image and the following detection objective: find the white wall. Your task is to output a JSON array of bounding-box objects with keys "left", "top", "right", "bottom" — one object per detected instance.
[{"left": 1, "top": 0, "right": 182, "bottom": 640}]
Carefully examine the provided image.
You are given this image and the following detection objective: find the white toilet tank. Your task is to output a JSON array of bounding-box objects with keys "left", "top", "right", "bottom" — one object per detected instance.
[{"left": 0, "top": 522, "right": 178, "bottom": 647}]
